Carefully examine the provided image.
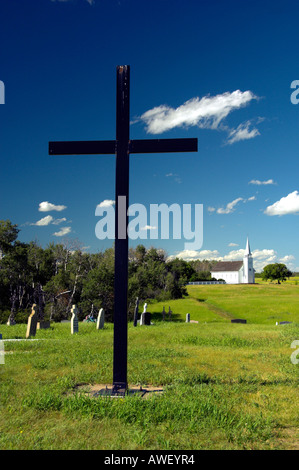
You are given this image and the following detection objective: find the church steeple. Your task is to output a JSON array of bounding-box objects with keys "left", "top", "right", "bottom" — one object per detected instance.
[
  {"left": 245, "top": 237, "right": 252, "bottom": 256},
  {"left": 243, "top": 237, "right": 254, "bottom": 283}
]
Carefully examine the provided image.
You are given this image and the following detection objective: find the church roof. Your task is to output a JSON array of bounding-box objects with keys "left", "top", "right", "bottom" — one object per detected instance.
[{"left": 211, "top": 261, "right": 243, "bottom": 272}]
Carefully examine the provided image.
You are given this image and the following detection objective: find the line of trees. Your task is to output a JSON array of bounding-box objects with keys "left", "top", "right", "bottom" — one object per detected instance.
[
  {"left": 0, "top": 220, "right": 212, "bottom": 324},
  {"left": 2, "top": 219, "right": 292, "bottom": 324}
]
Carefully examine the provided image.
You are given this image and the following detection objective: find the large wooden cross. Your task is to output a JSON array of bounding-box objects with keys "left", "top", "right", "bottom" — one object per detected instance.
[{"left": 49, "top": 65, "right": 198, "bottom": 395}]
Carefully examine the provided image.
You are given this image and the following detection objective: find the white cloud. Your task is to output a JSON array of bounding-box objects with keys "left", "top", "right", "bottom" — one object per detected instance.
[
  {"left": 214, "top": 195, "right": 256, "bottom": 215},
  {"left": 216, "top": 197, "right": 243, "bottom": 214},
  {"left": 222, "top": 249, "right": 246, "bottom": 261},
  {"left": 168, "top": 247, "right": 286, "bottom": 272},
  {"left": 165, "top": 173, "right": 181, "bottom": 184},
  {"left": 226, "top": 121, "right": 260, "bottom": 145},
  {"left": 52, "top": 218, "right": 67, "bottom": 225},
  {"left": 96, "top": 199, "right": 115, "bottom": 209},
  {"left": 197, "top": 250, "right": 221, "bottom": 260},
  {"left": 249, "top": 179, "right": 276, "bottom": 185},
  {"left": 136, "top": 90, "right": 257, "bottom": 135},
  {"left": 252, "top": 249, "right": 277, "bottom": 271},
  {"left": 169, "top": 249, "right": 221, "bottom": 261},
  {"left": 279, "top": 255, "right": 295, "bottom": 263},
  {"left": 264, "top": 191, "right": 299, "bottom": 216},
  {"left": 31, "top": 215, "right": 54, "bottom": 226},
  {"left": 53, "top": 227, "right": 71, "bottom": 237},
  {"left": 140, "top": 225, "right": 157, "bottom": 231},
  {"left": 39, "top": 201, "right": 67, "bottom": 212},
  {"left": 228, "top": 242, "right": 239, "bottom": 247},
  {"left": 252, "top": 249, "right": 276, "bottom": 259}
]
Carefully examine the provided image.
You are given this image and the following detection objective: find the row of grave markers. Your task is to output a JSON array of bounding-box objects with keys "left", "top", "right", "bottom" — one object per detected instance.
[
  {"left": 71, "top": 305, "right": 105, "bottom": 334},
  {"left": 133, "top": 298, "right": 173, "bottom": 326},
  {"left": 5, "top": 303, "right": 252, "bottom": 338},
  {"left": 25, "top": 306, "right": 292, "bottom": 337},
  {"left": 2, "top": 303, "right": 292, "bottom": 343},
  {"left": 25, "top": 302, "right": 173, "bottom": 338},
  {"left": 23, "top": 304, "right": 106, "bottom": 338},
  {"left": 5, "top": 302, "right": 195, "bottom": 340}
]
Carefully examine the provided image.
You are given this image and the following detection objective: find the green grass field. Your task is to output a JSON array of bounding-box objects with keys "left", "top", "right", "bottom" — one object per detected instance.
[
  {"left": 0, "top": 283, "right": 298, "bottom": 450},
  {"left": 148, "top": 281, "right": 299, "bottom": 325}
]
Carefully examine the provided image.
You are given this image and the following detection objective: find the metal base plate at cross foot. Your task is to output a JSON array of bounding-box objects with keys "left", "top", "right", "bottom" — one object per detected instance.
[{"left": 93, "top": 385, "right": 163, "bottom": 398}]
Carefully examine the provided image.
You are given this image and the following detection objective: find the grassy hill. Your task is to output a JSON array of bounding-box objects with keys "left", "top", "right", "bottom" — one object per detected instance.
[
  {"left": 0, "top": 283, "right": 298, "bottom": 450},
  {"left": 146, "top": 282, "right": 299, "bottom": 325}
]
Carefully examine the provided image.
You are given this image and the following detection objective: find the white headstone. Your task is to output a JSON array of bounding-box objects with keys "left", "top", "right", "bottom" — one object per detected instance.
[
  {"left": 140, "top": 303, "right": 148, "bottom": 325},
  {"left": 96, "top": 308, "right": 105, "bottom": 330},
  {"left": 26, "top": 304, "right": 38, "bottom": 339},
  {"left": 71, "top": 305, "right": 79, "bottom": 334}
]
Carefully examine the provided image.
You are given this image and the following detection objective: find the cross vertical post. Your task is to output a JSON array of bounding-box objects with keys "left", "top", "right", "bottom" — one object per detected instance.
[
  {"left": 113, "top": 66, "right": 130, "bottom": 393},
  {"left": 49, "top": 65, "right": 198, "bottom": 396}
]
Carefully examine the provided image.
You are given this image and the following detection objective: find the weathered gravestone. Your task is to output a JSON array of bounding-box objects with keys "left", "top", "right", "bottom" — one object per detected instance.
[
  {"left": 162, "top": 306, "right": 166, "bottom": 321},
  {"left": 96, "top": 308, "right": 105, "bottom": 330},
  {"left": 6, "top": 316, "right": 16, "bottom": 326},
  {"left": 37, "top": 321, "right": 51, "bottom": 330},
  {"left": 133, "top": 297, "right": 139, "bottom": 327},
  {"left": 26, "top": 304, "right": 38, "bottom": 339},
  {"left": 140, "top": 303, "right": 151, "bottom": 325},
  {"left": 7, "top": 293, "right": 17, "bottom": 326},
  {"left": 140, "top": 303, "right": 147, "bottom": 325},
  {"left": 168, "top": 307, "right": 172, "bottom": 320},
  {"left": 231, "top": 319, "right": 247, "bottom": 324},
  {"left": 186, "top": 313, "right": 190, "bottom": 323},
  {"left": 71, "top": 305, "right": 79, "bottom": 334},
  {"left": 144, "top": 311, "right": 151, "bottom": 325}
]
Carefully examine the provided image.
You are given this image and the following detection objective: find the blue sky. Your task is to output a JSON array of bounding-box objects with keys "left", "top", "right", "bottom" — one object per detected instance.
[{"left": 0, "top": 0, "right": 299, "bottom": 272}]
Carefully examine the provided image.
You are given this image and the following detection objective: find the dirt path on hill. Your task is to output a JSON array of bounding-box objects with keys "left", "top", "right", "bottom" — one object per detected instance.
[{"left": 200, "top": 299, "right": 235, "bottom": 320}]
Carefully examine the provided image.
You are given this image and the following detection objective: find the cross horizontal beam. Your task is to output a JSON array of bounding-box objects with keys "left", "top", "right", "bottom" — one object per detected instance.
[
  {"left": 49, "top": 140, "right": 115, "bottom": 155},
  {"left": 129, "top": 138, "right": 197, "bottom": 154},
  {"left": 49, "top": 138, "right": 197, "bottom": 155}
]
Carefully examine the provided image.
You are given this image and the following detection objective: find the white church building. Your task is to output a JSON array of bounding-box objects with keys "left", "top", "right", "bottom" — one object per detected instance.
[{"left": 211, "top": 238, "right": 255, "bottom": 284}]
